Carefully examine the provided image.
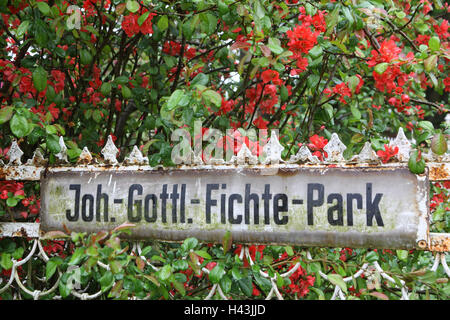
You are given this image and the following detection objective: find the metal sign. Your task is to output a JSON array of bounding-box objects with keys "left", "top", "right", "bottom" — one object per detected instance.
[{"left": 40, "top": 165, "right": 429, "bottom": 249}]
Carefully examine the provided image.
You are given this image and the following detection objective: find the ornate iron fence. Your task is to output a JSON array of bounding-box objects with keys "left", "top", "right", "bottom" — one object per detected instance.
[{"left": 0, "top": 128, "right": 448, "bottom": 300}]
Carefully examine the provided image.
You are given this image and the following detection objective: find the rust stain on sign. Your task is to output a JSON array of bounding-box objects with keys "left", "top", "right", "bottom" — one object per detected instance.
[
  {"left": 429, "top": 233, "right": 450, "bottom": 252},
  {"left": 429, "top": 163, "right": 449, "bottom": 181},
  {"left": 39, "top": 165, "right": 430, "bottom": 249}
]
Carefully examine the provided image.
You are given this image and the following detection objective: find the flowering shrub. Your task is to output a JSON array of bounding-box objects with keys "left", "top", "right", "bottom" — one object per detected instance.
[{"left": 0, "top": 0, "right": 449, "bottom": 300}]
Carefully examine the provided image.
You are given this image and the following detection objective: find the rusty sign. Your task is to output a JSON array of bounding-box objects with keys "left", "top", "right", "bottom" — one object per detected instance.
[{"left": 40, "top": 165, "right": 429, "bottom": 249}]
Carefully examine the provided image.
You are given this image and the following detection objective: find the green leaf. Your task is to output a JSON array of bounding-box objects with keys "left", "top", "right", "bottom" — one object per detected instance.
[
  {"left": 350, "top": 104, "right": 361, "bottom": 120},
  {"left": 327, "top": 274, "right": 347, "bottom": 293},
  {"left": 0, "top": 106, "right": 14, "bottom": 124},
  {"left": 347, "top": 75, "right": 360, "bottom": 93},
  {"left": 157, "top": 15, "right": 169, "bottom": 32},
  {"left": 267, "top": 37, "right": 283, "bottom": 55},
  {"left": 254, "top": 0, "right": 265, "bottom": 19},
  {"left": 114, "top": 76, "right": 129, "bottom": 84},
  {"left": 374, "top": 62, "right": 388, "bottom": 75},
  {"left": 365, "top": 251, "right": 379, "bottom": 263},
  {"left": 36, "top": 2, "right": 50, "bottom": 15},
  {"left": 17, "top": 20, "right": 30, "bottom": 38},
  {"left": 0, "top": 253, "right": 13, "bottom": 270},
  {"left": 222, "top": 230, "right": 232, "bottom": 254},
  {"left": 46, "top": 134, "right": 61, "bottom": 154},
  {"left": 46, "top": 257, "right": 62, "bottom": 280},
  {"left": 285, "top": 246, "right": 294, "bottom": 256},
  {"left": 32, "top": 66, "right": 48, "bottom": 92},
  {"left": 418, "top": 121, "right": 434, "bottom": 132},
  {"left": 396, "top": 250, "right": 408, "bottom": 262},
  {"left": 219, "top": 275, "right": 232, "bottom": 293},
  {"left": 137, "top": 11, "right": 150, "bottom": 26},
  {"left": 202, "top": 89, "right": 222, "bottom": 108},
  {"left": 209, "top": 265, "right": 226, "bottom": 284},
  {"left": 126, "top": 0, "right": 140, "bottom": 13},
  {"left": 159, "top": 264, "right": 172, "bottom": 281},
  {"left": 100, "top": 82, "right": 112, "bottom": 96},
  {"left": 6, "top": 197, "right": 19, "bottom": 207},
  {"left": 428, "top": 36, "right": 440, "bottom": 51},
  {"left": 408, "top": 150, "right": 426, "bottom": 174},
  {"left": 99, "top": 270, "right": 114, "bottom": 292},
  {"left": 92, "top": 109, "right": 102, "bottom": 123},
  {"left": 10, "top": 114, "right": 30, "bottom": 138},
  {"left": 69, "top": 247, "right": 85, "bottom": 265},
  {"left": 431, "top": 132, "right": 447, "bottom": 155},
  {"left": 238, "top": 277, "right": 253, "bottom": 296},
  {"left": 167, "top": 89, "right": 185, "bottom": 110},
  {"left": 59, "top": 281, "right": 71, "bottom": 298},
  {"left": 194, "top": 250, "right": 212, "bottom": 260},
  {"left": 80, "top": 49, "right": 93, "bottom": 65},
  {"left": 309, "top": 45, "right": 323, "bottom": 59},
  {"left": 181, "top": 237, "right": 198, "bottom": 251},
  {"left": 310, "top": 287, "right": 325, "bottom": 300},
  {"left": 121, "top": 85, "right": 132, "bottom": 99},
  {"left": 424, "top": 55, "right": 438, "bottom": 72},
  {"left": 172, "top": 279, "right": 186, "bottom": 296},
  {"left": 191, "top": 73, "right": 209, "bottom": 87}
]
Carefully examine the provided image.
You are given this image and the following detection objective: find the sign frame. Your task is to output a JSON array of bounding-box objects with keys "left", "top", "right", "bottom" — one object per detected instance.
[{"left": 40, "top": 164, "right": 430, "bottom": 249}]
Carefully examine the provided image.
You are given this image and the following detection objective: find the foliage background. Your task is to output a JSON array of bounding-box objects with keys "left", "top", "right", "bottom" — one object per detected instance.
[{"left": 0, "top": 0, "right": 449, "bottom": 299}]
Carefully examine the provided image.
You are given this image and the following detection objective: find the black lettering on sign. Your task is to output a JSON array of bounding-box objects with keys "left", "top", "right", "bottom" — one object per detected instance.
[
  {"left": 347, "top": 193, "right": 362, "bottom": 226},
  {"left": 144, "top": 194, "right": 157, "bottom": 223},
  {"left": 273, "top": 194, "right": 288, "bottom": 225},
  {"left": 307, "top": 183, "right": 324, "bottom": 225},
  {"left": 366, "top": 183, "right": 384, "bottom": 227},
  {"left": 245, "top": 184, "right": 259, "bottom": 225},
  {"left": 81, "top": 194, "right": 94, "bottom": 222},
  {"left": 180, "top": 184, "right": 186, "bottom": 223},
  {"left": 220, "top": 184, "right": 226, "bottom": 224},
  {"left": 262, "top": 184, "right": 272, "bottom": 225},
  {"left": 228, "top": 194, "right": 242, "bottom": 224},
  {"left": 160, "top": 184, "right": 168, "bottom": 223},
  {"left": 66, "top": 184, "right": 81, "bottom": 222},
  {"left": 96, "top": 184, "right": 109, "bottom": 222},
  {"left": 206, "top": 184, "right": 219, "bottom": 224},
  {"left": 128, "top": 184, "right": 143, "bottom": 223},
  {"left": 327, "top": 193, "right": 343, "bottom": 226},
  {"left": 170, "top": 184, "right": 179, "bottom": 223}
]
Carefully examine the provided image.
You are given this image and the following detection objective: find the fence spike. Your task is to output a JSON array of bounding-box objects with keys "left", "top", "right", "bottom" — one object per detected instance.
[
  {"left": 422, "top": 149, "right": 435, "bottom": 162},
  {"left": 124, "top": 146, "right": 149, "bottom": 165},
  {"left": 26, "top": 149, "right": 47, "bottom": 166},
  {"left": 101, "top": 135, "right": 119, "bottom": 165},
  {"left": 323, "top": 133, "right": 346, "bottom": 162},
  {"left": 391, "top": 127, "right": 411, "bottom": 162},
  {"left": 288, "top": 145, "right": 320, "bottom": 164},
  {"left": 230, "top": 143, "right": 258, "bottom": 165},
  {"left": 77, "top": 147, "right": 94, "bottom": 164},
  {"left": 352, "top": 142, "right": 379, "bottom": 163},
  {"left": 55, "top": 136, "right": 68, "bottom": 163},
  {"left": 6, "top": 141, "right": 24, "bottom": 166},
  {"left": 262, "top": 130, "right": 284, "bottom": 164}
]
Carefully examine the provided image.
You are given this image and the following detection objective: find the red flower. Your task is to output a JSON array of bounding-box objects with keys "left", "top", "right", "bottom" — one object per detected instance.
[
  {"left": 376, "top": 144, "right": 399, "bottom": 163},
  {"left": 253, "top": 116, "right": 269, "bottom": 129},
  {"left": 367, "top": 40, "right": 402, "bottom": 68},
  {"left": 308, "top": 134, "right": 328, "bottom": 150},
  {"left": 140, "top": 12, "right": 157, "bottom": 35},
  {"left": 261, "top": 69, "right": 282, "bottom": 85},
  {"left": 286, "top": 24, "right": 318, "bottom": 56},
  {"left": 122, "top": 14, "right": 140, "bottom": 37},
  {"left": 51, "top": 70, "right": 65, "bottom": 93}
]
